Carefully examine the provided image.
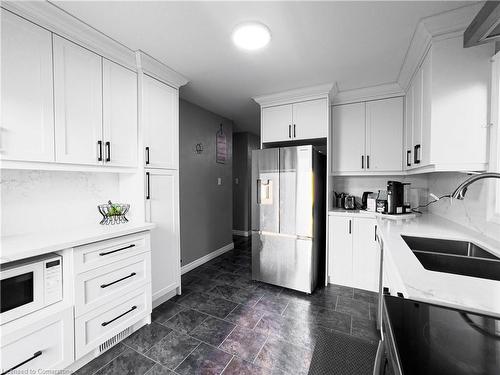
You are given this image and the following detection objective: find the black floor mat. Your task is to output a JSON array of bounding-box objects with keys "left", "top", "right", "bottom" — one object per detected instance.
[{"left": 308, "top": 330, "right": 378, "bottom": 375}]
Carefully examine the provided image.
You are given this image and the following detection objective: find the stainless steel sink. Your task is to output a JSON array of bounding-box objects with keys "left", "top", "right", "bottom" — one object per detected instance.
[{"left": 401, "top": 235, "right": 500, "bottom": 281}]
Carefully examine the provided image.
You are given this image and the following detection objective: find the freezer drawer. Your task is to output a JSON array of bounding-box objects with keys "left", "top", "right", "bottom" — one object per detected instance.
[{"left": 252, "top": 233, "right": 318, "bottom": 293}]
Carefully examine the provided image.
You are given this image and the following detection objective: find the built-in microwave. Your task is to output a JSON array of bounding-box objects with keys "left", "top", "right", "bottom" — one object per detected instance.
[{"left": 0, "top": 253, "right": 63, "bottom": 325}]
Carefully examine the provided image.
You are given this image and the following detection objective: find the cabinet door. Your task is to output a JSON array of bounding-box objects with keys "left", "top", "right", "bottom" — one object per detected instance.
[
  {"left": 365, "top": 97, "right": 403, "bottom": 172},
  {"left": 143, "top": 75, "right": 178, "bottom": 169},
  {"left": 352, "top": 218, "right": 379, "bottom": 292},
  {"left": 1, "top": 11, "right": 54, "bottom": 162},
  {"left": 332, "top": 102, "right": 366, "bottom": 173},
  {"left": 421, "top": 50, "right": 432, "bottom": 167},
  {"left": 145, "top": 170, "right": 180, "bottom": 301},
  {"left": 328, "top": 216, "right": 352, "bottom": 287},
  {"left": 103, "top": 59, "right": 138, "bottom": 167},
  {"left": 292, "top": 98, "right": 328, "bottom": 140},
  {"left": 54, "top": 35, "right": 102, "bottom": 165},
  {"left": 261, "top": 104, "right": 293, "bottom": 143},
  {"left": 404, "top": 86, "right": 414, "bottom": 170},
  {"left": 412, "top": 68, "right": 423, "bottom": 165}
]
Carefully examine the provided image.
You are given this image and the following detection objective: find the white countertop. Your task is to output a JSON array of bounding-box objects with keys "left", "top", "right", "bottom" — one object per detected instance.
[
  {"left": 329, "top": 208, "right": 416, "bottom": 220},
  {"left": 0, "top": 222, "right": 156, "bottom": 264},
  {"left": 377, "top": 213, "right": 500, "bottom": 317}
]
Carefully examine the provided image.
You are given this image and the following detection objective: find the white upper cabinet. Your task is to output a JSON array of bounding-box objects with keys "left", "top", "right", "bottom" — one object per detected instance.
[
  {"left": 261, "top": 98, "right": 328, "bottom": 143},
  {"left": 102, "top": 59, "right": 138, "bottom": 167},
  {"left": 365, "top": 97, "right": 403, "bottom": 172},
  {"left": 1, "top": 11, "right": 55, "bottom": 162},
  {"left": 262, "top": 104, "right": 293, "bottom": 143},
  {"left": 332, "top": 102, "right": 366, "bottom": 173},
  {"left": 332, "top": 97, "right": 404, "bottom": 174},
  {"left": 404, "top": 86, "right": 413, "bottom": 170},
  {"left": 54, "top": 35, "right": 103, "bottom": 165},
  {"left": 292, "top": 98, "right": 328, "bottom": 140},
  {"left": 143, "top": 75, "right": 178, "bottom": 169}
]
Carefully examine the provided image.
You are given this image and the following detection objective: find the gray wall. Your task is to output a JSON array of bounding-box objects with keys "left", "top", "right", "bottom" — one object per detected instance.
[
  {"left": 232, "top": 132, "right": 260, "bottom": 232},
  {"left": 179, "top": 99, "right": 233, "bottom": 266}
]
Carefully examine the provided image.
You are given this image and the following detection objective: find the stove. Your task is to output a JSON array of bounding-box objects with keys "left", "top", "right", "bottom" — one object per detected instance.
[{"left": 375, "top": 295, "right": 500, "bottom": 375}]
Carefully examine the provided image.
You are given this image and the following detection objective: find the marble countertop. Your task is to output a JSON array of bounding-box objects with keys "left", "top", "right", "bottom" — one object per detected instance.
[
  {"left": 329, "top": 208, "right": 416, "bottom": 220},
  {"left": 1, "top": 222, "right": 156, "bottom": 264},
  {"left": 377, "top": 213, "right": 500, "bottom": 317}
]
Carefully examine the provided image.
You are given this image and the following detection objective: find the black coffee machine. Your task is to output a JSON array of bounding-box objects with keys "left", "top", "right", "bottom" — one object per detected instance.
[{"left": 387, "top": 181, "right": 408, "bottom": 214}]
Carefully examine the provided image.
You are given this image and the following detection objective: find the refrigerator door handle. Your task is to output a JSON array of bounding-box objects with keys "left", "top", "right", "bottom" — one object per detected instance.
[{"left": 256, "top": 179, "right": 262, "bottom": 204}]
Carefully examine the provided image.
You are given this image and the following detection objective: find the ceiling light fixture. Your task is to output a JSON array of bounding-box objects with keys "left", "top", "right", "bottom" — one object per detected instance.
[{"left": 232, "top": 22, "right": 271, "bottom": 51}]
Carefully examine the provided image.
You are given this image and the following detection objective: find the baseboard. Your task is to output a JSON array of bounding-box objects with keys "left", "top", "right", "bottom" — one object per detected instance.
[
  {"left": 181, "top": 242, "right": 234, "bottom": 275},
  {"left": 152, "top": 288, "right": 179, "bottom": 308},
  {"left": 232, "top": 229, "right": 250, "bottom": 237}
]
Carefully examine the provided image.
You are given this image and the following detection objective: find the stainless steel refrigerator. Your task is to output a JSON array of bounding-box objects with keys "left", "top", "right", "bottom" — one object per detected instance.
[{"left": 251, "top": 145, "right": 325, "bottom": 294}]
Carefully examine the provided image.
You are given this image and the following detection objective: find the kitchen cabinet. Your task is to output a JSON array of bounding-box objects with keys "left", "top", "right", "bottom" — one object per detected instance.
[
  {"left": 261, "top": 98, "right": 328, "bottom": 143},
  {"left": 404, "top": 36, "right": 491, "bottom": 172},
  {"left": 328, "top": 215, "right": 353, "bottom": 287},
  {"left": 145, "top": 170, "right": 181, "bottom": 301},
  {"left": 143, "top": 75, "right": 179, "bottom": 169},
  {"left": 332, "top": 102, "right": 366, "bottom": 173},
  {"left": 332, "top": 97, "right": 403, "bottom": 174},
  {"left": 328, "top": 214, "right": 379, "bottom": 292},
  {"left": 352, "top": 218, "right": 379, "bottom": 291},
  {"left": 1, "top": 307, "right": 74, "bottom": 374},
  {"left": 261, "top": 104, "right": 293, "bottom": 143},
  {"left": 102, "top": 59, "right": 138, "bottom": 167},
  {"left": 54, "top": 35, "right": 103, "bottom": 165},
  {"left": 1, "top": 11, "right": 55, "bottom": 162},
  {"left": 365, "top": 97, "right": 403, "bottom": 171}
]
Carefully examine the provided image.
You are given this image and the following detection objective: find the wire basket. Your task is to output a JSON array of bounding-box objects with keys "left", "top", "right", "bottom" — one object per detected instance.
[{"left": 98, "top": 201, "right": 130, "bottom": 225}]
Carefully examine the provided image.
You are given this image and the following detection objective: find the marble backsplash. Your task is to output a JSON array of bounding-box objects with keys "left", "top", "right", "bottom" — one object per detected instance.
[
  {"left": 1, "top": 169, "right": 120, "bottom": 237},
  {"left": 427, "top": 172, "right": 500, "bottom": 242}
]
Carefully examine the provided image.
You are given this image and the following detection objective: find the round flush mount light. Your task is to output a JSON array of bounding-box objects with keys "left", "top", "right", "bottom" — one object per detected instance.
[{"left": 232, "top": 22, "right": 271, "bottom": 51}]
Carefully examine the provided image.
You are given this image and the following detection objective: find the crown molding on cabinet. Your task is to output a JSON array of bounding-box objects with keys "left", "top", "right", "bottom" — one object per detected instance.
[
  {"left": 1, "top": 1, "right": 137, "bottom": 71},
  {"left": 135, "top": 51, "right": 189, "bottom": 89},
  {"left": 332, "top": 82, "right": 404, "bottom": 106},
  {"left": 253, "top": 83, "right": 336, "bottom": 108},
  {"left": 397, "top": 2, "right": 484, "bottom": 91}
]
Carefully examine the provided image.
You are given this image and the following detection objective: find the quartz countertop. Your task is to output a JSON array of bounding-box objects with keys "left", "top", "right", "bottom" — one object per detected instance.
[
  {"left": 377, "top": 213, "right": 500, "bottom": 317},
  {"left": 329, "top": 208, "right": 416, "bottom": 220},
  {"left": 0, "top": 222, "right": 156, "bottom": 264}
]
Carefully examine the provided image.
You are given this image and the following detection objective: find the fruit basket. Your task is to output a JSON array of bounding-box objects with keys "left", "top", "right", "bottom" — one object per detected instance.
[{"left": 98, "top": 201, "right": 130, "bottom": 225}]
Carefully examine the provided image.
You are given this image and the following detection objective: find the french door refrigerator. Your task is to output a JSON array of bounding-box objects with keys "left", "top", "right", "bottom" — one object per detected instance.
[{"left": 251, "top": 145, "right": 325, "bottom": 294}]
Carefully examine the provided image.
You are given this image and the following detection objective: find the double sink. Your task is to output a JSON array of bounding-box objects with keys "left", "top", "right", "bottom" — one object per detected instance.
[{"left": 401, "top": 235, "right": 500, "bottom": 281}]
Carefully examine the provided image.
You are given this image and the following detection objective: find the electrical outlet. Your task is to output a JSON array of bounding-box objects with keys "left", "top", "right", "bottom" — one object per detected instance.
[
  {"left": 235, "top": 178, "right": 239, "bottom": 184},
  {"left": 217, "top": 177, "right": 222, "bottom": 185}
]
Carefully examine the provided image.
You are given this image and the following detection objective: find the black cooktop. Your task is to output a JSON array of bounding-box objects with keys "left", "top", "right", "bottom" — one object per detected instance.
[{"left": 384, "top": 296, "right": 500, "bottom": 375}]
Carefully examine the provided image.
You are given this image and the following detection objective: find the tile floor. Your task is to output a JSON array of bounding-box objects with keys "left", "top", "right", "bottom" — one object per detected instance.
[{"left": 75, "top": 236, "right": 379, "bottom": 375}]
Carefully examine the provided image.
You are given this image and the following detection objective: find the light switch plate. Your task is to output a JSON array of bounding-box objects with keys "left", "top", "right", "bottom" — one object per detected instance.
[{"left": 217, "top": 177, "right": 222, "bottom": 185}]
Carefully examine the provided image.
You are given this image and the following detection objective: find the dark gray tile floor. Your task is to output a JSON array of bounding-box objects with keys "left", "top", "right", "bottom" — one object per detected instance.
[{"left": 75, "top": 235, "right": 379, "bottom": 375}]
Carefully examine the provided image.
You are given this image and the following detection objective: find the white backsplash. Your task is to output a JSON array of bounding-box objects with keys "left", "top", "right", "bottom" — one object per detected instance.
[
  {"left": 330, "top": 175, "right": 429, "bottom": 209},
  {"left": 1, "top": 170, "right": 120, "bottom": 237},
  {"left": 427, "top": 172, "right": 500, "bottom": 242}
]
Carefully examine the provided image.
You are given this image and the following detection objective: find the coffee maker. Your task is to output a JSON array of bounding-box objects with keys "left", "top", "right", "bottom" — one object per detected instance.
[{"left": 387, "top": 181, "right": 409, "bottom": 214}]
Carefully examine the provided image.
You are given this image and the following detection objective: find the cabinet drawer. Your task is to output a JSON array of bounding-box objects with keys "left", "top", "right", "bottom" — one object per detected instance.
[
  {"left": 75, "top": 284, "right": 151, "bottom": 358},
  {"left": 75, "top": 253, "right": 151, "bottom": 317},
  {"left": 1, "top": 307, "right": 74, "bottom": 373},
  {"left": 74, "top": 232, "right": 150, "bottom": 273}
]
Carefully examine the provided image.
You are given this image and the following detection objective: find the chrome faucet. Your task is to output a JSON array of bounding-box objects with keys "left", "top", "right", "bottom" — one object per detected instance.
[{"left": 451, "top": 172, "right": 500, "bottom": 200}]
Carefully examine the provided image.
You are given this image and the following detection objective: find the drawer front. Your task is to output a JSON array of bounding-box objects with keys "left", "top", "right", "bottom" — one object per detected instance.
[
  {"left": 1, "top": 307, "right": 74, "bottom": 373},
  {"left": 74, "top": 232, "right": 150, "bottom": 273},
  {"left": 75, "top": 253, "right": 151, "bottom": 317},
  {"left": 75, "top": 284, "right": 151, "bottom": 358}
]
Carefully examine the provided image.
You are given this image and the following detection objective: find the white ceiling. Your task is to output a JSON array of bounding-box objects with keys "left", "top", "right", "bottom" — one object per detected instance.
[{"left": 53, "top": 1, "right": 474, "bottom": 134}]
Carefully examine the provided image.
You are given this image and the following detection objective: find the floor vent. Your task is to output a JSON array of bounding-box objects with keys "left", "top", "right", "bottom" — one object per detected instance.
[{"left": 98, "top": 327, "right": 132, "bottom": 353}]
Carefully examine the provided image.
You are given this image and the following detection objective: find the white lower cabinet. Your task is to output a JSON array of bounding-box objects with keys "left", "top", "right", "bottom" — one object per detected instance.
[
  {"left": 1, "top": 307, "right": 74, "bottom": 374},
  {"left": 328, "top": 215, "right": 379, "bottom": 292},
  {"left": 75, "top": 284, "right": 151, "bottom": 358},
  {"left": 73, "top": 232, "right": 152, "bottom": 359},
  {"left": 145, "top": 170, "right": 181, "bottom": 302}
]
